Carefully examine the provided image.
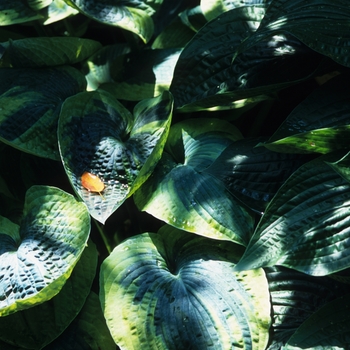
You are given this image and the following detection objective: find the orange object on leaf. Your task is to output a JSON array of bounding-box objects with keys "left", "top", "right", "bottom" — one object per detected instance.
[{"left": 81, "top": 172, "right": 105, "bottom": 198}]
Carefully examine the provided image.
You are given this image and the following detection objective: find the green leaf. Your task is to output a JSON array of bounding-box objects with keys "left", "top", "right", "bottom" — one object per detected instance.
[
  {"left": 65, "top": 0, "right": 157, "bottom": 43},
  {"left": 0, "top": 241, "right": 97, "bottom": 349},
  {"left": 40, "top": 0, "right": 79, "bottom": 25},
  {"left": 1, "top": 37, "right": 102, "bottom": 67},
  {"left": 100, "top": 48, "right": 182, "bottom": 101},
  {"left": 0, "top": 185, "right": 90, "bottom": 317},
  {"left": 283, "top": 294, "right": 350, "bottom": 349},
  {"left": 100, "top": 225, "right": 271, "bottom": 350},
  {"left": 205, "top": 138, "right": 309, "bottom": 213},
  {"left": 235, "top": 154, "right": 350, "bottom": 275},
  {"left": 0, "top": 66, "right": 86, "bottom": 160},
  {"left": 170, "top": 6, "right": 323, "bottom": 111},
  {"left": 134, "top": 118, "right": 254, "bottom": 245},
  {"left": 249, "top": 0, "right": 350, "bottom": 68},
  {"left": 265, "top": 266, "right": 350, "bottom": 349},
  {"left": 27, "top": 0, "right": 52, "bottom": 11},
  {"left": 0, "top": 0, "right": 43, "bottom": 25},
  {"left": 58, "top": 89, "right": 173, "bottom": 224},
  {"left": 263, "top": 73, "right": 350, "bottom": 154}
]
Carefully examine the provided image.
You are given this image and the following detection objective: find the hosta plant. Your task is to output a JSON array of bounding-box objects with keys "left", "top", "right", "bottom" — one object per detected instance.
[{"left": 1, "top": 0, "right": 350, "bottom": 349}]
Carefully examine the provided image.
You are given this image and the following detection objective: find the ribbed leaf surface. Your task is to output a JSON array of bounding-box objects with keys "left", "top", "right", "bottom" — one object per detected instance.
[
  {"left": 235, "top": 154, "right": 350, "bottom": 275},
  {"left": 100, "top": 225, "right": 271, "bottom": 350},
  {"left": 59, "top": 90, "right": 173, "bottom": 223},
  {"left": 134, "top": 118, "right": 254, "bottom": 245},
  {"left": 0, "top": 186, "right": 90, "bottom": 317}
]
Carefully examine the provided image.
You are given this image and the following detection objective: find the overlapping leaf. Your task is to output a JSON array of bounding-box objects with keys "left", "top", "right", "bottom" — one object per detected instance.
[
  {"left": 0, "top": 66, "right": 86, "bottom": 160},
  {"left": 263, "top": 73, "right": 350, "bottom": 154},
  {"left": 205, "top": 138, "right": 309, "bottom": 213},
  {"left": 235, "top": 154, "right": 350, "bottom": 275},
  {"left": 283, "top": 294, "right": 350, "bottom": 349},
  {"left": 170, "top": 6, "right": 323, "bottom": 111},
  {"left": 40, "top": 0, "right": 79, "bottom": 25},
  {"left": 58, "top": 89, "right": 173, "bottom": 223},
  {"left": 100, "top": 225, "right": 271, "bottom": 350},
  {"left": 0, "top": 241, "right": 97, "bottom": 349},
  {"left": 1, "top": 37, "right": 102, "bottom": 67},
  {"left": 0, "top": 185, "right": 90, "bottom": 317},
  {"left": 65, "top": 0, "right": 158, "bottom": 43},
  {"left": 0, "top": 0, "right": 43, "bottom": 25},
  {"left": 134, "top": 118, "right": 255, "bottom": 245},
  {"left": 265, "top": 266, "right": 350, "bottom": 349}
]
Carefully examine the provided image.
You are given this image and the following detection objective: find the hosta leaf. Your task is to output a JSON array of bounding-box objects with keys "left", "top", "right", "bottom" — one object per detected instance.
[
  {"left": 264, "top": 73, "right": 350, "bottom": 154},
  {"left": 41, "top": 0, "right": 79, "bottom": 25},
  {"left": 40, "top": 292, "right": 115, "bottom": 350},
  {"left": 248, "top": 0, "right": 350, "bottom": 68},
  {"left": 100, "top": 48, "right": 182, "bottom": 101},
  {"left": 283, "top": 294, "right": 350, "bottom": 349},
  {"left": 58, "top": 89, "right": 173, "bottom": 224},
  {"left": 0, "top": 185, "right": 90, "bottom": 317},
  {"left": 205, "top": 138, "right": 309, "bottom": 213},
  {"left": 100, "top": 225, "right": 271, "bottom": 350},
  {"left": 65, "top": 0, "right": 157, "bottom": 43},
  {"left": 0, "top": 0, "right": 43, "bottom": 25},
  {"left": 235, "top": 154, "right": 350, "bottom": 275},
  {"left": 0, "top": 66, "right": 86, "bottom": 160},
  {"left": 201, "top": 0, "right": 272, "bottom": 21},
  {"left": 170, "top": 6, "right": 323, "bottom": 111},
  {"left": 0, "top": 241, "right": 97, "bottom": 349},
  {"left": 28, "top": 0, "right": 52, "bottom": 11},
  {"left": 134, "top": 119, "right": 254, "bottom": 245},
  {"left": 265, "top": 266, "right": 350, "bottom": 350},
  {"left": 1, "top": 37, "right": 102, "bottom": 67}
]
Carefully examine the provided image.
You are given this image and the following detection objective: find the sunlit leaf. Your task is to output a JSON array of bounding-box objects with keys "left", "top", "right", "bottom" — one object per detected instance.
[
  {"left": 0, "top": 0, "right": 43, "bottom": 25},
  {"left": 41, "top": 0, "right": 79, "bottom": 25},
  {"left": 58, "top": 89, "right": 173, "bottom": 223},
  {"left": 0, "top": 186, "right": 90, "bottom": 317},
  {"left": 100, "top": 225, "right": 271, "bottom": 350},
  {"left": 235, "top": 154, "right": 350, "bottom": 275},
  {"left": 65, "top": 0, "right": 158, "bottom": 43},
  {"left": 0, "top": 241, "right": 97, "bottom": 349},
  {"left": 264, "top": 73, "right": 350, "bottom": 154},
  {"left": 134, "top": 118, "right": 254, "bottom": 245},
  {"left": 0, "top": 66, "right": 86, "bottom": 160}
]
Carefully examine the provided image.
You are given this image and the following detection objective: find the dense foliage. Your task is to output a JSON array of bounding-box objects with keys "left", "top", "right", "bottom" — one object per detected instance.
[{"left": 1, "top": 0, "right": 350, "bottom": 349}]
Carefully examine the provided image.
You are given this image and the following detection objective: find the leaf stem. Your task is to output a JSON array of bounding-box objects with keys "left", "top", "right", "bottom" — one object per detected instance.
[{"left": 93, "top": 219, "right": 112, "bottom": 254}]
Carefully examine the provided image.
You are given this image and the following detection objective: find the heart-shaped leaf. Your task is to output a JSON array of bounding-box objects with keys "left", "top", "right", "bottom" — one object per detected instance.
[
  {"left": 235, "top": 153, "right": 350, "bottom": 275},
  {"left": 134, "top": 118, "right": 255, "bottom": 245},
  {"left": 263, "top": 73, "right": 350, "bottom": 154},
  {"left": 0, "top": 241, "right": 97, "bottom": 349},
  {"left": 65, "top": 0, "right": 157, "bottom": 43},
  {"left": 205, "top": 138, "right": 309, "bottom": 213},
  {"left": 1, "top": 37, "right": 102, "bottom": 67},
  {"left": 100, "top": 225, "right": 271, "bottom": 350},
  {"left": 58, "top": 89, "right": 173, "bottom": 223},
  {"left": 0, "top": 66, "right": 86, "bottom": 160},
  {"left": 283, "top": 294, "right": 350, "bottom": 349},
  {"left": 0, "top": 185, "right": 90, "bottom": 317}
]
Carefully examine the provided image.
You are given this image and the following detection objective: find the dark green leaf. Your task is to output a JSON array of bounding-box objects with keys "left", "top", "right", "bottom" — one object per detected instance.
[
  {"left": 100, "top": 225, "right": 271, "bottom": 350},
  {"left": 1, "top": 37, "right": 102, "bottom": 67},
  {"left": 134, "top": 118, "right": 255, "bottom": 245},
  {"left": 58, "top": 90, "right": 173, "bottom": 223},
  {"left": 284, "top": 294, "right": 350, "bottom": 349},
  {"left": 0, "top": 0, "right": 43, "bottom": 25},
  {"left": 0, "top": 66, "right": 86, "bottom": 160},
  {"left": 0, "top": 186, "right": 90, "bottom": 317},
  {"left": 264, "top": 73, "right": 350, "bottom": 154},
  {"left": 170, "top": 6, "right": 323, "bottom": 110},
  {"left": 205, "top": 138, "right": 309, "bottom": 213},
  {"left": 235, "top": 154, "right": 350, "bottom": 275},
  {"left": 0, "top": 241, "right": 97, "bottom": 349},
  {"left": 40, "top": 0, "right": 79, "bottom": 25}
]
